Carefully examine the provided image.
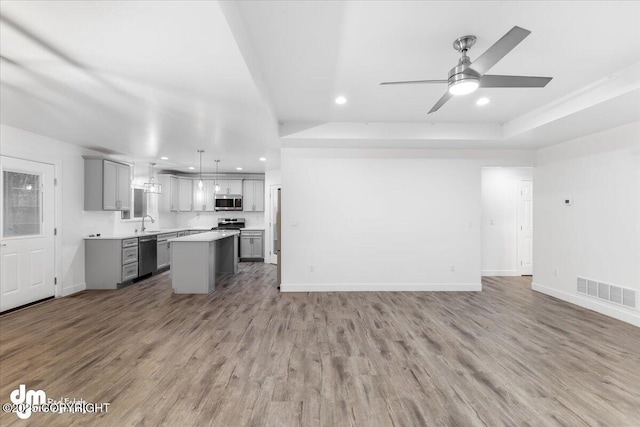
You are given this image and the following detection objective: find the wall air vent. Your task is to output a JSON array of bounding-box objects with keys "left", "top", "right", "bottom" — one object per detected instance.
[
  {"left": 577, "top": 278, "right": 587, "bottom": 294},
  {"left": 610, "top": 286, "right": 623, "bottom": 304},
  {"left": 598, "top": 282, "right": 610, "bottom": 300},
  {"left": 577, "top": 277, "right": 637, "bottom": 310},
  {"left": 587, "top": 280, "right": 598, "bottom": 297},
  {"left": 623, "top": 289, "right": 636, "bottom": 309}
]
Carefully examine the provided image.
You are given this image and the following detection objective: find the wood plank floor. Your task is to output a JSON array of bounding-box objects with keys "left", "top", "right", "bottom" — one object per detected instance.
[{"left": 1, "top": 263, "right": 639, "bottom": 426}]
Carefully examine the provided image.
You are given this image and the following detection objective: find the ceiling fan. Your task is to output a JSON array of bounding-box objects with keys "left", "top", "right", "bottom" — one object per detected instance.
[{"left": 380, "top": 26, "right": 552, "bottom": 113}]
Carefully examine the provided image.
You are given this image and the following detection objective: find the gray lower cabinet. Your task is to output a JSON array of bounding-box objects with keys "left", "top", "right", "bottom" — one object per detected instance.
[
  {"left": 157, "top": 232, "right": 177, "bottom": 270},
  {"left": 85, "top": 237, "right": 139, "bottom": 289},
  {"left": 240, "top": 230, "right": 264, "bottom": 261}
]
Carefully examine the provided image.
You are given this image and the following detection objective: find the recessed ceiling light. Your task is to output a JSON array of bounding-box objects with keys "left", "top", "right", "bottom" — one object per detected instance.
[
  {"left": 335, "top": 95, "right": 347, "bottom": 105},
  {"left": 160, "top": 156, "right": 169, "bottom": 160},
  {"left": 259, "top": 157, "right": 267, "bottom": 162},
  {"left": 476, "top": 97, "right": 490, "bottom": 106},
  {"left": 188, "top": 166, "right": 195, "bottom": 170},
  {"left": 236, "top": 167, "right": 243, "bottom": 171}
]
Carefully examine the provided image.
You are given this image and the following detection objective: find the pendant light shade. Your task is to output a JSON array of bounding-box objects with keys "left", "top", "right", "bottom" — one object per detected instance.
[
  {"left": 197, "top": 149, "right": 204, "bottom": 189},
  {"left": 214, "top": 159, "right": 220, "bottom": 193},
  {"left": 144, "top": 163, "right": 162, "bottom": 194}
]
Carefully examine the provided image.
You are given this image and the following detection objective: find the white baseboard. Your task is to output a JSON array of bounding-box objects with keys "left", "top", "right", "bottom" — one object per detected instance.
[
  {"left": 60, "top": 282, "right": 86, "bottom": 297},
  {"left": 532, "top": 282, "right": 640, "bottom": 328},
  {"left": 280, "top": 283, "right": 482, "bottom": 292},
  {"left": 482, "top": 270, "right": 520, "bottom": 277}
]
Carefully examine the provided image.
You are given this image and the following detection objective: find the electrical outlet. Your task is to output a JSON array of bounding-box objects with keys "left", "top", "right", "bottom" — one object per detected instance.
[
  {"left": 309, "top": 265, "right": 315, "bottom": 273},
  {"left": 450, "top": 265, "right": 455, "bottom": 272},
  {"left": 554, "top": 269, "right": 558, "bottom": 277}
]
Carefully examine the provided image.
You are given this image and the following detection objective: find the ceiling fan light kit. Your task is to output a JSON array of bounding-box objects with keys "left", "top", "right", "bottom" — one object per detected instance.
[
  {"left": 448, "top": 36, "right": 480, "bottom": 95},
  {"left": 380, "top": 26, "right": 553, "bottom": 113}
]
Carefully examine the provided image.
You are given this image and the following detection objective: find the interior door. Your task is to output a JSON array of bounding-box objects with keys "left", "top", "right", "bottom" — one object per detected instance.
[
  {"left": 276, "top": 188, "right": 281, "bottom": 288},
  {"left": 1, "top": 156, "right": 55, "bottom": 312},
  {"left": 517, "top": 180, "right": 533, "bottom": 275}
]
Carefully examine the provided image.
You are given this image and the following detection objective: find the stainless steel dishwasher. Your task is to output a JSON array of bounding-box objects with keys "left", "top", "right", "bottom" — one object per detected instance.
[{"left": 138, "top": 235, "right": 157, "bottom": 277}]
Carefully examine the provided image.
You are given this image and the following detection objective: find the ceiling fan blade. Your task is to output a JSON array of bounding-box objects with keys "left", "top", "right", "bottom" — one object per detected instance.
[
  {"left": 480, "top": 75, "right": 552, "bottom": 88},
  {"left": 469, "top": 26, "right": 531, "bottom": 75},
  {"left": 380, "top": 79, "right": 447, "bottom": 86},
  {"left": 428, "top": 91, "right": 453, "bottom": 114}
]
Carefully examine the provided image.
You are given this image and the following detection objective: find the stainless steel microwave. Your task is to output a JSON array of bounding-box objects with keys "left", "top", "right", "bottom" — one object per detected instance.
[{"left": 215, "top": 194, "right": 243, "bottom": 211}]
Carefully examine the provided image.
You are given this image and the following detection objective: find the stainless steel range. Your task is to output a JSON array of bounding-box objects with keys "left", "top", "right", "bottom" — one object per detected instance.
[
  {"left": 211, "top": 218, "right": 245, "bottom": 231},
  {"left": 212, "top": 218, "right": 245, "bottom": 258}
]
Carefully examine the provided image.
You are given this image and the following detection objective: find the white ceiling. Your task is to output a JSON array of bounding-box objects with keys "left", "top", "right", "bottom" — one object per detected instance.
[
  {"left": 1, "top": 1, "right": 639, "bottom": 165},
  {"left": 235, "top": 0, "right": 640, "bottom": 147},
  {"left": 0, "top": 1, "right": 279, "bottom": 173}
]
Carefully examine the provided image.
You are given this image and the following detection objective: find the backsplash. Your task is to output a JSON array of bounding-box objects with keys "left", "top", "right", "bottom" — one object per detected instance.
[
  {"left": 82, "top": 210, "right": 265, "bottom": 237},
  {"left": 176, "top": 211, "right": 265, "bottom": 229}
]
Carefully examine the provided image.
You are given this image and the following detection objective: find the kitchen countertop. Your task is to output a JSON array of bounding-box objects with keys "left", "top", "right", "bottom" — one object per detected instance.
[
  {"left": 84, "top": 226, "right": 265, "bottom": 240},
  {"left": 84, "top": 227, "right": 211, "bottom": 240},
  {"left": 169, "top": 230, "right": 240, "bottom": 243}
]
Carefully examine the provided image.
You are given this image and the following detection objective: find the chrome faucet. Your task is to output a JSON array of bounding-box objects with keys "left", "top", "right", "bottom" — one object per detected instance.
[{"left": 141, "top": 215, "right": 155, "bottom": 232}]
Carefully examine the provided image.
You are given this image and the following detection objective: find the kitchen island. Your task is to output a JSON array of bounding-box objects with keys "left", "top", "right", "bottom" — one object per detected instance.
[{"left": 169, "top": 230, "right": 239, "bottom": 294}]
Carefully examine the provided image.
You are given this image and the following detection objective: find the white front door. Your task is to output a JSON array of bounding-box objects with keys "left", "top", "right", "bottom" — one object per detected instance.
[
  {"left": 517, "top": 179, "right": 533, "bottom": 275},
  {"left": 1, "top": 156, "right": 55, "bottom": 312}
]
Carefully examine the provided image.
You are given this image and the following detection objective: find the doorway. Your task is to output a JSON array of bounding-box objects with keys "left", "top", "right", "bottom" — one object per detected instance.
[
  {"left": 517, "top": 179, "right": 533, "bottom": 275},
  {"left": 0, "top": 156, "right": 55, "bottom": 312},
  {"left": 481, "top": 167, "right": 533, "bottom": 277}
]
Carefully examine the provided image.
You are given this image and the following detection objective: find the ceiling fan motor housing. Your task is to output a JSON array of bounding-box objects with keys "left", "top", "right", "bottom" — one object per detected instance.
[{"left": 448, "top": 56, "right": 480, "bottom": 85}]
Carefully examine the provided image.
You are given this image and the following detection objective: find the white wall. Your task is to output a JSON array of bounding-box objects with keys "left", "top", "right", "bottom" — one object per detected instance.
[
  {"left": 481, "top": 167, "right": 533, "bottom": 276},
  {"left": 1, "top": 125, "right": 91, "bottom": 296},
  {"left": 533, "top": 121, "right": 640, "bottom": 326},
  {"left": 281, "top": 148, "right": 535, "bottom": 291}
]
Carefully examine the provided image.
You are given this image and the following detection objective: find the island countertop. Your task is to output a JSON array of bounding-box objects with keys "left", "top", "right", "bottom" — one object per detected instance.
[
  {"left": 84, "top": 227, "right": 212, "bottom": 240},
  {"left": 168, "top": 230, "right": 240, "bottom": 243}
]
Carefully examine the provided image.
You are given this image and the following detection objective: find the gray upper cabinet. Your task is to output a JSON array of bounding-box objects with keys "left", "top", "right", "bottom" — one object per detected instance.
[
  {"left": 170, "top": 176, "right": 179, "bottom": 212},
  {"left": 243, "top": 180, "right": 264, "bottom": 212},
  {"left": 178, "top": 178, "right": 193, "bottom": 211},
  {"left": 117, "top": 162, "right": 131, "bottom": 211},
  {"left": 84, "top": 157, "right": 131, "bottom": 211},
  {"left": 216, "top": 179, "right": 243, "bottom": 195},
  {"left": 194, "top": 179, "right": 216, "bottom": 211}
]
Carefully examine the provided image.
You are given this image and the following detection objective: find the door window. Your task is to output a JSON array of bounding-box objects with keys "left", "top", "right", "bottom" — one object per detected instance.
[{"left": 3, "top": 170, "right": 41, "bottom": 237}]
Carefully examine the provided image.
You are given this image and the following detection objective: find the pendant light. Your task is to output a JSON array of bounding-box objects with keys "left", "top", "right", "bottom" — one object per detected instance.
[
  {"left": 197, "top": 149, "right": 204, "bottom": 189},
  {"left": 214, "top": 159, "right": 220, "bottom": 193},
  {"left": 143, "top": 163, "right": 162, "bottom": 194}
]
